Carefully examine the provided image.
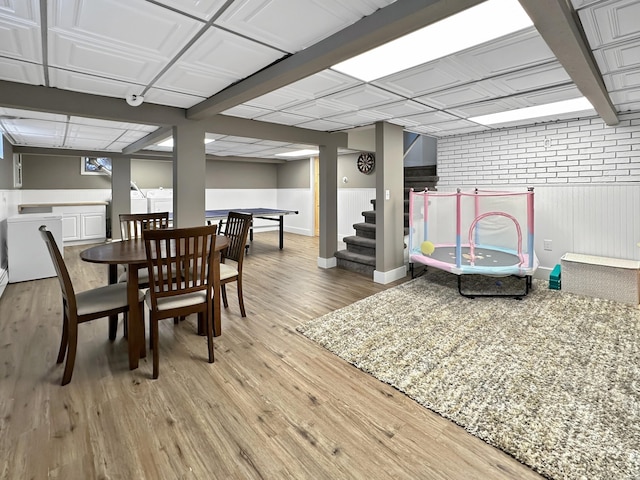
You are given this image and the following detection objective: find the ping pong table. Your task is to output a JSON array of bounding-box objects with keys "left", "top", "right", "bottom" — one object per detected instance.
[{"left": 204, "top": 208, "right": 298, "bottom": 250}]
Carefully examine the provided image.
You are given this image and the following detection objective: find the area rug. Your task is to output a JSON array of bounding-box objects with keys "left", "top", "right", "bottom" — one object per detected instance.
[{"left": 296, "top": 269, "right": 640, "bottom": 480}]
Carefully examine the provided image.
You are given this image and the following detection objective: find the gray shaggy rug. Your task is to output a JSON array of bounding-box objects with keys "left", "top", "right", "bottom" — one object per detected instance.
[{"left": 296, "top": 269, "right": 640, "bottom": 480}]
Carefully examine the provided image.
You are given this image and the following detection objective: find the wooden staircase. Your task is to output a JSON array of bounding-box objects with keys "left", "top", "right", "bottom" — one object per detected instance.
[{"left": 335, "top": 166, "right": 438, "bottom": 277}]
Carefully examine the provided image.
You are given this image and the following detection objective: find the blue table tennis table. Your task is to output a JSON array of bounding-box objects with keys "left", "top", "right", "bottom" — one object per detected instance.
[{"left": 204, "top": 208, "right": 298, "bottom": 250}]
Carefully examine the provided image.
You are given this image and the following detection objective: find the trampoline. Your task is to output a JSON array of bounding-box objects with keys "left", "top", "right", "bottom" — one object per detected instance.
[{"left": 409, "top": 188, "right": 539, "bottom": 298}]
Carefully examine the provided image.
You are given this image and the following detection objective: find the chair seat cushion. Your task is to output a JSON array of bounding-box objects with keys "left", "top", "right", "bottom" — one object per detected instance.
[
  {"left": 76, "top": 283, "right": 144, "bottom": 316},
  {"left": 219, "top": 263, "right": 239, "bottom": 280},
  {"left": 145, "top": 289, "right": 208, "bottom": 311}
]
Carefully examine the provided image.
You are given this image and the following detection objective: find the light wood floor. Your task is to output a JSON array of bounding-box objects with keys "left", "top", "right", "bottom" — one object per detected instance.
[{"left": 0, "top": 232, "right": 543, "bottom": 480}]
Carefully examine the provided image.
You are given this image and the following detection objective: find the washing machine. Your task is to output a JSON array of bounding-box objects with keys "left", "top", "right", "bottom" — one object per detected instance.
[{"left": 146, "top": 188, "right": 173, "bottom": 214}]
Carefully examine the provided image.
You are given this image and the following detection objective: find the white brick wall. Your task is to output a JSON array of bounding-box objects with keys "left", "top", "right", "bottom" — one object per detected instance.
[{"left": 438, "top": 112, "right": 640, "bottom": 186}]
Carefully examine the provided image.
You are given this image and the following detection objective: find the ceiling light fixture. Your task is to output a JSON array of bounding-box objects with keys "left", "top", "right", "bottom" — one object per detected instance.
[
  {"left": 468, "top": 97, "right": 595, "bottom": 125},
  {"left": 275, "top": 149, "right": 319, "bottom": 158},
  {"left": 332, "top": 0, "right": 533, "bottom": 82},
  {"left": 125, "top": 94, "right": 145, "bottom": 107}
]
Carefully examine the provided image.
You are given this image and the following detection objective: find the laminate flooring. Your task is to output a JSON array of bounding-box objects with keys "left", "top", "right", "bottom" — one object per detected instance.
[{"left": 0, "top": 232, "right": 543, "bottom": 480}]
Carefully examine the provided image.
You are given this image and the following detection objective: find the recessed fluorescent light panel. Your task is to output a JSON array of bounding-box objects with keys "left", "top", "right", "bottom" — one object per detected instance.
[
  {"left": 332, "top": 0, "right": 533, "bottom": 82},
  {"left": 157, "top": 138, "right": 215, "bottom": 147},
  {"left": 468, "top": 97, "right": 595, "bottom": 125},
  {"left": 275, "top": 149, "right": 319, "bottom": 158}
]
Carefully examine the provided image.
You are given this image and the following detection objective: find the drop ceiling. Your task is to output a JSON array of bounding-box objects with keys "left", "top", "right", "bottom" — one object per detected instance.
[{"left": 0, "top": 0, "right": 638, "bottom": 161}]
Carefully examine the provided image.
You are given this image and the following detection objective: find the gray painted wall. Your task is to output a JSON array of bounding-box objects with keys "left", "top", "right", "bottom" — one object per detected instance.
[
  {"left": 131, "top": 159, "right": 172, "bottom": 188},
  {"left": 206, "top": 160, "right": 277, "bottom": 188},
  {"left": 277, "top": 159, "right": 309, "bottom": 188},
  {"left": 22, "top": 154, "right": 111, "bottom": 189},
  {"left": 0, "top": 136, "right": 14, "bottom": 189}
]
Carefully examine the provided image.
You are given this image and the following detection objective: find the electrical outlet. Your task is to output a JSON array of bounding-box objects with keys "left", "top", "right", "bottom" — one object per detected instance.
[{"left": 543, "top": 239, "right": 552, "bottom": 251}]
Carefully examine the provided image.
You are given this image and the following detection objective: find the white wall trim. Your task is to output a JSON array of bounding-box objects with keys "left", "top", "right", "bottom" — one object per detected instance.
[
  {"left": 374, "top": 265, "right": 407, "bottom": 284},
  {"left": 318, "top": 256, "right": 337, "bottom": 269}
]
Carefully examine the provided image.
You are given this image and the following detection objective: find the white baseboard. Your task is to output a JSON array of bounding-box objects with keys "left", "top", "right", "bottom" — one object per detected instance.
[
  {"left": 374, "top": 265, "right": 408, "bottom": 284},
  {"left": 318, "top": 256, "right": 337, "bottom": 269},
  {"left": 285, "top": 226, "right": 312, "bottom": 236}
]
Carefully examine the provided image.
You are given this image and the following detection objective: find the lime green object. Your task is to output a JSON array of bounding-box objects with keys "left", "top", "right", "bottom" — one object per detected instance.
[{"left": 421, "top": 241, "right": 435, "bottom": 256}]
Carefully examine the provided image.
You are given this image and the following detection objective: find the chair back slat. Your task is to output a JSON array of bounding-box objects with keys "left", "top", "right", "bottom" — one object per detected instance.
[
  {"left": 222, "top": 212, "right": 252, "bottom": 264},
  {"left": 143, "top": 225, "right": 217, "bottom": 308},
  {"left": 39, "top": 225, "right": 77, "bottom": 312},
  {"left": 119, "top": 212, "right": 169, "bottom": 240}
]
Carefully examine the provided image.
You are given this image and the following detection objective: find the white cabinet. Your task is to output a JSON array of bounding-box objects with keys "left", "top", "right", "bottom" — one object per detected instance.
[
  {"left": 62, "top": 214, "right": 81, "bottom": 241},
  {"left": 81, "top": 212, "right": 106, "bottom": 239},
  {"left": 52, "top": 205, "right": 107, "bottom": 245}
]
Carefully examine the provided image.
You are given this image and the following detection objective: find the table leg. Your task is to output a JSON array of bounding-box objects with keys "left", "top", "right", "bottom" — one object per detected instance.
[
  {"left": 108, "top": 264, "right": 118, "bottom": 341},
  {"left": 127, "top": 266, "right": 143, "bottom": 369},
  {"left": 279, "top": 215, "right": 284, "bottom": 249}
]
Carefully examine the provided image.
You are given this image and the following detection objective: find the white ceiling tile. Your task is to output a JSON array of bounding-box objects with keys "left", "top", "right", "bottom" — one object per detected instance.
[
  {"left": 48, "top": 31, "right": 166, "bottom": 83},
  {"left": 153, "top": 63, "right": 237, "bottom": 97},
  {"left": 0, "top": 57, "right": 45, "bottom": 85},
  {"left": 246, "top": 89, "right": 306, "bottom": 111},
  {"left": 323, "top": 84, "right": 403, "bottom": 110},
  {"left": 49, "top": 0, "right": 202, "bottom": 58},
  {"left": 221, "top": 104, "right": 274, "bottom": 119},
  {"left": 285, "top": 99, "right": 349, "bottom": 118},
  {"left": 165, "top": 27, "right": 283, "bottom": 82},
  {"left": 285, "top": 70, "right": 362, "bottom": 99},
  {"left": 324, "top": 110, "right": 381, "bottom": 127},
  {"left": 610, "top": 85, "right": 640, "bottom": 105},
  {"left": 578, "top": 0, "right": 640, "bottom": 48},
  {"left": 296, "top": 118, "right": 352, "bottom": 131},
  {"left": 447, "top": 98, "right": 524, "bottom": 118},
  {"left": 452, "top": 28, "right": 555, "bottom": 78},
  {"left": 0, "top": 108, "right": 66, "bottom": 122},
  {"left": 144, "top": 87, "right": 207, "bottom": 108},
  {"left": 372, "top": 58, "right": 473, "bottom": 98},
  {"left": 490, "top": 62, "right": 573, "bottom": 94},
  {"left": 253, "top": 111, "right": 313, "bottom": 126},
  {"left": 594, "top": 39, "right": 640, "bottom": 74},
  {"left": 604, "top": 70, "right": 640, "bottom": 90},
  {"left": 68, "top": 116, "right": 156, "bottom": 131},
  {"left": 152, "top": 0, "right": 229, "bottom": 21},
  {"left": 48, "top": 68, "right": 137, "bottom": 100},
  {"left": 0, "top": 15, "right": 41, "bottom": 62},
  {"left": 395, "top": 110, "right": 459, "bottom": 127},
  {"left": 364, "top": 100, "right": 434, "bottom": 118},
  {"left": 416, "top": 83, "right": 507, "bottom": 110},
  {"left": 1, "top": 118, "right": 67, "bottom": 144},
  {"left": 510, "top": 84, "right": 584, "bottom": 107},
  {"left": 216, "top": 0, "right": 389, "bottom": 53}
]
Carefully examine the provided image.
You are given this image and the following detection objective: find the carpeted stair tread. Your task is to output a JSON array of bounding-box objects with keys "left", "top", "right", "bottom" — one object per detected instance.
[
  {"left": 343, "top": 236, "right": 376, "bottom": 247},
  {"left": 335, "top": 250, "right": 376, "bottom": 266}
]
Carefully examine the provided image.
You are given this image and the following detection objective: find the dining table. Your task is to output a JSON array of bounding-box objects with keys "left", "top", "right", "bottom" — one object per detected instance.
[{"left": 80, "top": 234, "right": 229, "bottom": 370}]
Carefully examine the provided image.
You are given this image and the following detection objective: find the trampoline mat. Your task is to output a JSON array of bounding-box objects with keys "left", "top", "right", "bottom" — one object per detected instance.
[{"left": 430, "top": 246, "right": 521, "bottom": 267}]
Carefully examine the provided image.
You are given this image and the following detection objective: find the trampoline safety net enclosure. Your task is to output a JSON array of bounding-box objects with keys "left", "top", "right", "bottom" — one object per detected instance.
[{"left": 409, "top": 188, "right": 539, "bottom": 277}]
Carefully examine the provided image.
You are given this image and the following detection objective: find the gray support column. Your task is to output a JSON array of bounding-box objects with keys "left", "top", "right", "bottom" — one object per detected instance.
[
  {"left": 173, "top": 123, "right": 206, "bottom": 227},
  {"left": 374, "top": 121, "right": 406, "bottom": 284},
  {"left": 110, "top": 155, "right": 131, "bottom": 240},
  {"left": 317, "top": 143, "right": 338, "bottom": 268}
]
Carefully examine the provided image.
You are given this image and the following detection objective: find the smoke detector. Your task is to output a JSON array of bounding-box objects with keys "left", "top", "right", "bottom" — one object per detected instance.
[{"left": 126, "top": 94, "right": 144, "bottom": 107}]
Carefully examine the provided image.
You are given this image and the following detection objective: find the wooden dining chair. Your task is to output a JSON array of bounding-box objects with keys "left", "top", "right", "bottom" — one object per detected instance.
[
  {"left": 39, "top": 226, "right": 145, "bottom": 385},
  {"left": 118, "top": 212, "right": 170, "bottom": 286},
  {"left": 218, "top": 211, "right": 252, "bottom": 317},
  {"left": 143, "top": 224, "right": 218, "bottom": 379}
]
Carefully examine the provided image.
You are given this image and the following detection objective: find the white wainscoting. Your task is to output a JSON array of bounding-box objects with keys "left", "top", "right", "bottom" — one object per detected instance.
[
  {"left": 20, "top": 189, "right": 112, "bottom": 204},
  {"left": 0, "top": 189, "right": 23, "bottom": 299},
  {"left": 437, "top": 184, "right": 640, "bottom": 274},
  {"left": 277, "top": 188, "right": 313, "bottom": 237},
  {"left": 338, "top": 188, "right": 376, "bottom": 241}
]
